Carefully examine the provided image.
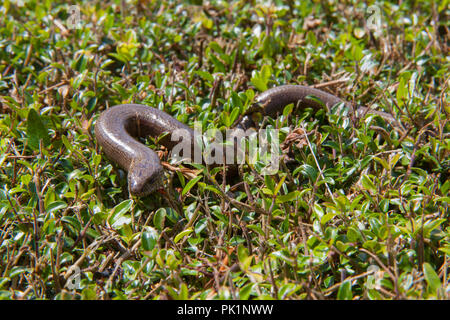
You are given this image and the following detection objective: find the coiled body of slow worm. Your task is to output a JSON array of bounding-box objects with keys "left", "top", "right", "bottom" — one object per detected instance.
[{"left": 94, "top": 85, "right": 398, "bottom": 196}]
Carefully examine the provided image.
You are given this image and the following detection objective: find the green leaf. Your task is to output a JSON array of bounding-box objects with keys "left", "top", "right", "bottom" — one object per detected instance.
[
  {"left": 321, "top": 213, "right": 335, "bottom": 225},
  {"left": 251, "top": 75, "right": 267, "bottom": 92},
  {"left": 379, "top": 199, "right": 389, "bottom": 213},
  {"left": 283, "top": 103, "right": 294, "bottom": 118},
  {"left": 26, "top": 108, "right": 50, "bottom": 150},
  {"left": 250, "top": 65, "right": 272, "bottom": 92},
  {"left": 179, "top": 283, "right": 189, "bottom": 300},
  {"left": 61, "top": 216, "right": 81, "bottom": 231},
  {"left": 423, "top": 218, "right": 446, "bottom": 237},
  {"left": 73, "top": 54, "right": 88, "bottom": 72},
  {"left": 347, "top": 227, "right": 360, "bottom": 242},
  {"left": 260, "top": 64, "right": 271, "bottom": 80},
  {"left": 9, "top": 266, "right": 31, "bottom": 278},
  {"left": 108, "top": 200, "right": 133, "bottom": 226},
  {"left": 361, "top": 175, "right": 377, "bottom": 193},
  {"left": 153, "top": 208, "right": 166, "bottom": 231},
  {"left": 438, "top": 0, "right": 449, "bottom": 11},
  {"left": 300, "top": 164, "right": 318, "bottom": 181},
  {"left": 61, "top": 135, "right": 74, "bottom": 152},
  {"left": 238, "top": 245, "right": 253, "bottom": 271},
  {"left": 261, "top": 187, "right": 273, "bottom": 196},
  {"left": 270, "top": 250, "right": 294, "bottom": 265},
  {"left": 45, "top": 201, "right": 68, "bottom": 213},
  {"left": 396, "top": 76, "right": 407, "bottom": 107},
  {"left": 438, "top": 246, "right": 450, "bottom": 256},
  {"left": 239, "top": 283, "right": 254, "bottom": 300},
  {"left": 337, "top": 280, "right": 352, "bottom": 300},
  {"left": 441, "top": 180, "right": 450, "bottom": 196},
  {"left": 276, "top": 190, "right": 300, "bottom": 203},
  {"left": 273, "top": 175, "right": 286, "bottom": 196},
  {"left": 113, "top": 199, "right": 133, "bottom": 216},
  {"left": 230, "top": 107, "right": 241, "bottom": 126},
  {"left": 237, "top": 244, "right": 248, "bottom": 262},
  {"left": 194, "top": 218, "right": 208, "bottom": 235},
  {"left": 174, "top": 228, "right": 193, "bottom": 244},
  {"left": 203, "top": 184, "right": 223, "bottom": 195},
  {"left": 195, "top": 70, "right": 214, "bottom": 83},
  {"left": 373, "top": 156, "right": 390, "bottom": 171},
  {"left": 81, "top": 287, "right": 97, "bottom": 300},
  {"left": 208, "top": 53, "right": 226, "bottom": 73},
  {"left": 142, "top": 227, "right": 159, "bottom": 251},
  {"left": 182, "top": 176, "right": 202, "bottom": 196},
  {"left": 423, "top": 263, "right": 441, "bottom": 294},
  {"left": 312, "top": 202, "right": 324, "bottom": 219}
]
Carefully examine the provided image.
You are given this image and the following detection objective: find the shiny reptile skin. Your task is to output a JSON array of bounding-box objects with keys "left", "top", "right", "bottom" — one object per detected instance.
[{"left": 94, "top": 85, "right": 396, "bottom": 196}]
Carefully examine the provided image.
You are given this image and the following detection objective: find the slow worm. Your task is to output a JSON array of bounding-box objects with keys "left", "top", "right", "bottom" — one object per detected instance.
[{"left": 95, "top": 85, "right": 398, "bottom": 196}]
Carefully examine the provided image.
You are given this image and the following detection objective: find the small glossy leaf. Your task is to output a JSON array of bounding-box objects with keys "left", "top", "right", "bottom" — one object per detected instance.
[
  {"left": 182, "top": 176, "right": 202, "bottom": 196},
  {"left": 174, "top": 228, "right": 193, "bottom": 244},
  {"left": 423, "top": 263, "right": 441, "bottom": 294},
  {"left": 337, "top": 280, "right": 352, "bottom": 300},
  {"left": 142, "top": 227, "right": 159, "bottom": 251},
  {"left": 27, "top": 108, "right": 50, "bottom": 150}
]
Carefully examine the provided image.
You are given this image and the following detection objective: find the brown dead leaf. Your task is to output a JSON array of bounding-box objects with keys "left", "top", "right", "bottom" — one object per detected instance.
[
  {"left": 57, "top": 84, "right": 70, "bottom": 99},
  {"left": 303, "top": 16, "right": 322, "bottom": 30},
  {"left": 138, "top": 91, "right": 148, "bottom": 99},
  {"left": 186, "top": 106, "right": 195, "bottom": 114},
  {"left": 218, "top": 247, "right": 234, "bottom": 272},
  {"left": 282, "top": 127, "right": 308, "bottom": 151},
  {"left": 161, "top": 162, "right": 202, "bottom": 179},
  {"left": 52, "top": 18, "right": 70, "bottom": 37},
  {"left": 81, "top": 118, "right": 91, "bottom": 133}
]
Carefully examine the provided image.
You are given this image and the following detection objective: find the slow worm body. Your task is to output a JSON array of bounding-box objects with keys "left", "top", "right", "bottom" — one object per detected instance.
[{"left": 95, "top": 85, "right": 397, "bottom": 196}]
